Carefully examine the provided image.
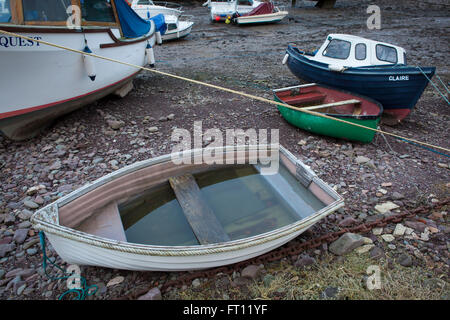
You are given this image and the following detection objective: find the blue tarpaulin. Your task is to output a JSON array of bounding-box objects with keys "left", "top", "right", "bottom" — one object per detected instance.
[
  {"left": 148, "top": 14, "right": 167, "bottom": 35},
  {"left": 114, "top": 0, "right": 151, "bottom": 38}
]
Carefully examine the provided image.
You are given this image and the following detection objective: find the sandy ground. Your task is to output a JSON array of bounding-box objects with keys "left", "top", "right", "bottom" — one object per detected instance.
[{"left": 0, "top": 0, "right": 449, "bottom": 300}]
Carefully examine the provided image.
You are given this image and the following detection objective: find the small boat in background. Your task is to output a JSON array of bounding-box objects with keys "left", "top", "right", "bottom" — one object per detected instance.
[
  {"left": 31, "top": 145, "right": 343, "bottom": 271},
  {"left": 162, "top": 15, "right": 194, "bottom": 42},
  {"left": 283, "top": 34, "right": 435, "bottom": 122},
  {"left": 129, "top": 0, "right": 183, "bottom": 18},
  {"left": 273, "top": 83, "right": 383, "bottom": 143},
  {"left": 234, "top": 2, "right": 288, "bottom": 25},
  {"left": 131, "top": 0, "right": 194, "bottom": 42},
  {"left": 0, "top": 0, "right": 157, "bottom": 141},
  {"left": 204, "top": 0, "right": 262, "bottom": 22}
]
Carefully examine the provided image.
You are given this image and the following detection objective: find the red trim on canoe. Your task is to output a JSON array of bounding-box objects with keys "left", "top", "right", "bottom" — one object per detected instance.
[{"left": 0, "top": 71, "right": 140, "bottom": 120}]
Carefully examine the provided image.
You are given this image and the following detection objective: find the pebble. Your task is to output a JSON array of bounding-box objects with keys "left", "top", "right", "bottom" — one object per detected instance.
[
  {"left": 137, "top": 287, "right": 162, "bottom": 300},
  {"left": 372, "top": 228, "right": 383, "bottom": 235},
  {"left": 369, "top": 247, "right": 385, "bottom": 260},
  {"left": 393, "top": 224, "right": 407, "bottom": 236},
  {"left": 355, "top": 156, "right": 370, "bottom": 164},
  {"left": 148, "top": 126, "right": 159, "bottom": 132},
  {"left": 192, "top": 278, "right": 201, "bottom": 288},
  {"left": 294, "top": 255, "right": 316, "bottom": 268},
  {"left": 355, "top": 244, "right": 375, "bottom": 254},
  {"left": 23, "top": 200, "right": 39, "bottom": 209},
  {"left": 329, "top": 233, "right": 365, "bottom": 255},
  {"left": 397, "top": 253, "right": 413, "bottom": 267},
  {"left": 381, "top": 234, "right": 395, "bottom": 242},
  {"left": 338, "top": 216, "right": 357, "bottom": 227},
  {"left": 375, "top": 201, "right": 399, "bottom": 214},
  {"left": 26, "top": 248, "right": 37, "bottom": 255},
  {"left": 241, "top": 265, "right": 261, "bottom": 280}
]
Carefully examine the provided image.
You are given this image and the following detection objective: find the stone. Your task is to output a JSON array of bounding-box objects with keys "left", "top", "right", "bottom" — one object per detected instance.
[
  {"left": 0, "top": 244, "right": 14, "bottom": 258},
  {"left": 148, "top": 126, "right": 159, "bottom": 133},
  {"left": 375, "top": 201, "right": 399, "bottom": 214},
  {"left": 241, "top": 265, "right": 261, "bottom": 280},
  {"left": 381, "top": 234, "right": 395, "bottom": 242},
  {"left": 13, "top": 229, "right": 29, "bottom": 244},
  {"left": 17, "top": 283, "right": 26, "bottom": 295},
  {"left": 397, "top": 253, "right": 413, "bottom": 267},
  {"left": 106, "top": 276, "right": 124, "bottom": 287},
  {"left": 404, "top": 221, "right": 426, "bottom": 233},
  {"left": 23, "top": 200, "right": 39, "bottom": 209},
  {"left": 355, "top": 156, "right": 370, "bottom": 164},
  {"left": 391, "top": 192, "right": 404, "bottom": 200},
  {"left": 167, "top": 114, "right": 175, "bottom": 120},
  {"left": 329, "top": 233, "right": 365, "bottom": 255},
  {"left": 338, "top": 217, "right": 357, "bottom": 227},
  {"left": 107, "top": 120, "right": 124, "bottom": 130},
  {"left": 355, "top": 244, "right": 375, "bottom": 254},
  {"left": 137, "top": 287, "right": 162, "bottom": 300},
  {"left": 294, "top": 255, "right": 316, "bottom": 268},
  {"left": 393, "top": 224, "right": 407, "bottom": 236},
  {"left": 23, "top": 239, "right": 39, "bottom": 250},
  {"left": 369, "top": 247, "right": 385, "bottom": 260},
  {"left": 191, "top": 278, "right": 201, "bottom": 288},
  {"left": 320, "top": 287, "right": 338, "bottom": 299},
  {"left": 26, "top": 248, "right": 37, "bottom": 255}
]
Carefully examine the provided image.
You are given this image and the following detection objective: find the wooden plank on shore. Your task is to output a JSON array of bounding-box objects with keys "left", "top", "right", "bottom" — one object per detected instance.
[
  {"left": 302, "top": 99, "right": 361, "bottom": 111},
  {"left": 169, "top": 174, "right": 230, "bottom": 245}
]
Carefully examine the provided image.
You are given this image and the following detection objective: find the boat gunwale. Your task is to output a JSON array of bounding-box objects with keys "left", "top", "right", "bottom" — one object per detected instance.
[
  {"left": 31, "top": 145, "right": 344, "bottom": 256},
  {"left": 273, "top": 83, "right": 384, "bottom": 120}
]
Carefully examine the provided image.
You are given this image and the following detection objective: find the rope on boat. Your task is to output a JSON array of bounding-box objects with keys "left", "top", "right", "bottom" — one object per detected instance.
[
  {"left": 39, "top": 231, "right": 98, "bottom": 300},
  {"left": 0, "top": 29, "right": 449, "bottom": 155},
  {"left": 416, "top": 66, "right": 450, "bottom": 105}
]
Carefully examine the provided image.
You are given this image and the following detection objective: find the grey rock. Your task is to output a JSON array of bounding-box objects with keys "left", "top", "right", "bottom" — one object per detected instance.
[
  {"left": 26, "top": 248, "right": 37, "bottom": 255},
  {"left": 13, "top": 229, "right": 29, "bottom": 244},
  {"left": 107, "top": 120, "right": 125, "bottom": 130},
  {"left": 18, "top": 209, "right": 33, "bottom": 220},
  {"left": 17, "top": 283, "right": 26, "bottom": 295},
  {"left": 370, "top": 246, "right": 385, "bottom": 260},
  {"left": 137, "top": 287, "right": 162, "bottom": 300},
  {"left": 391, "top": 192, "right": 404, "bottom": 200},
  {"left": 167, "top": 114, "right": 175, "bottom": 120},
  {"left": 191, "top": 278, "right": 201, "bottom": 288},
  {"left": 241, "top": 265, "right": 261, "bottom": 280},
  {"left": 329, "top": 233, "right": 365, "bottom": 255},
  {"left": 404, "top": 221, "right": 426, "bottom": 233},
  {"left": 23, "top": 200, "right": 39, "bottom": 209},
  {"left": 295, "top": 255, "right": 316, "bottom": 268},
  {"left": 397, "top": 253, "right": 413, "bottom": 267},
  {"left": 0, "top": 244, "right": 14, "bottom": 258},
  {"left": 3, "top": 214, "right": 15, "bottom": 225},
  {"left": 320, "top": 287, "right": 338, "bottom": 299},
  {"left": 355, "top": 156, "right": 370, "bottom": 164},
  {"left": 0, "top": 269, "right": 5, "bottom": 279},
  {"left": 338, "top": 217, "right": 357, "bottom": 227}
]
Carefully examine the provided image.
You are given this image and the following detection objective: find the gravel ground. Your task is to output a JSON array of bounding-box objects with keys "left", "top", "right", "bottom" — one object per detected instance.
[{"left": 0, "top": 0, "right": 449, "bottom": 300}]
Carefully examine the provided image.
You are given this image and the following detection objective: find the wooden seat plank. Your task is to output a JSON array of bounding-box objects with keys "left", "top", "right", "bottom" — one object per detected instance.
[
  {"left": 169, "top": 174, "right": 230, "bottom": 245},
  {"left": 302, "top": 99, "right": 361, "bottom": 111}
]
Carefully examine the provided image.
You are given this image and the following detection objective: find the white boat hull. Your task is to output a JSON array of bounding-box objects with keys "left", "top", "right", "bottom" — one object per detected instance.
[
  {"left": 32, "top": 145, "right": 344, "bottom": 272},
  {"left": 162, "top": 21, "right": 194, "bottom": 41},
  {"left": 236, "top": 10, "right": 289, "bottom": 25},
  {"left": 0, "top": 26, "right": 155, "bottom": 140}
]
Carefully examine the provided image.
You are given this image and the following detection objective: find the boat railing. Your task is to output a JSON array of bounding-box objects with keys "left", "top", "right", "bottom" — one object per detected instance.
[{"left": 153, "top": 1, "right": 183, "bottom": 10}]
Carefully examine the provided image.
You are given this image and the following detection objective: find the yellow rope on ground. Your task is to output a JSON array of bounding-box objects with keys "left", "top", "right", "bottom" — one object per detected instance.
[{"left": 1, "top": 29, "right": 448, "bottom": 153}]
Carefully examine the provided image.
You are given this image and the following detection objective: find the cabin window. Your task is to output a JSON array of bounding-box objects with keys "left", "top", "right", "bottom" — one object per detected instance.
[
  {"left": 167, "top": 23, "right": 177, "bottom": 31},
  {"left": 238, "top": 0, "right": 253, "bottom": 5},
  {"left": 355, "top": 43, "right": 366, "bottom": 60},
  {"left": 376, "top": 44, "right": 398, "bottom": 63},
  {"left": 403, "top": 52, "right": 407, "bottom": 65},
  {"left": 22, "top": 0, "right": 72, "bottom": 22},
  {"left": 0, "top": 0, "right": 11, "bottom": 23},
  {"left": 137, "top": 0, "right": 152, "bottom": 4},
  {"left": 322, "top": 39, "right": 351, "bottom": 60},
  {"left": 81, "top": 0, "right": 116, "bottom": 23}
]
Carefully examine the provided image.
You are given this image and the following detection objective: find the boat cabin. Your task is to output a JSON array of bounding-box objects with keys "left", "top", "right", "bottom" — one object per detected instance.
[
  {"left": 0, "top": 0, "right": 149, "bottom": 39},
  {"left": 206, "top": 0, "right": 262, "bottom": 20},
  {"left": 309, "top": 34, "right": 407, "bottom": 68}
]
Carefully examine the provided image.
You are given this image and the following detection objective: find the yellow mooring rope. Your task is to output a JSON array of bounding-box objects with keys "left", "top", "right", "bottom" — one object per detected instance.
[{"left": 0, "top": 29, "right": 449, "bottom": 154}]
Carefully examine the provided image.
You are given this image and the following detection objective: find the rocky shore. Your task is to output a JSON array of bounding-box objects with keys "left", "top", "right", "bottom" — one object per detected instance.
[{"left": 0, "top": 0, "right": 448, "bottom": 299}]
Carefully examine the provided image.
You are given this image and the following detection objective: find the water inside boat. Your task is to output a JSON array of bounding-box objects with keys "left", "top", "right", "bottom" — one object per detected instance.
[{"left": 119, "top": 163, "right": 325, "bottom": 246}]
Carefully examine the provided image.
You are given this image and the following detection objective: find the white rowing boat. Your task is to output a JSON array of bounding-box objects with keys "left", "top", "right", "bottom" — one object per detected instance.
[{"left": 31, "top": 145, "right": 344, "bottom": 271}]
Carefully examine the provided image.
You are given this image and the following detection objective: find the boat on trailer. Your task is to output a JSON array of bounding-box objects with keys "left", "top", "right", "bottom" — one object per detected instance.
[
  {"left": 31, "top": 145, "right": 344, "bottom": 271},
  {"left": 273, "top": 83, "right": 383, "bottom": 143},
  {"left": 234, "top": 1, "right": 288, "bottom": 25},
  {"left": 282, "top": 34, "right": 435, "bottom": 122},
  {"left": 0, "top": 0, "right": 157, "bottom": 141}
]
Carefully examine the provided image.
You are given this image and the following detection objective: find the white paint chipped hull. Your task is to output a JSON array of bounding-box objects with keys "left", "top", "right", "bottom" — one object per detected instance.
[
  {"left": 32, "top": 145, "right": 344, "bottom": 271},
  {"left": 236, "top": 10, "right": 288, "bottom": 25}
]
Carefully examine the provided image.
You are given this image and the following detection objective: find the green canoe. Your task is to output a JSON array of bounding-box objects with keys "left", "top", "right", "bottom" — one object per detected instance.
[{"left": 273, "top": 83, "right": 383, "bottom": 143}]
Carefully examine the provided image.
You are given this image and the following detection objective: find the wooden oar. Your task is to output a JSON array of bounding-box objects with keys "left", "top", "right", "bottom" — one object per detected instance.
[{"left": 302, "top": 99, "right": 360, "bottom": 111}]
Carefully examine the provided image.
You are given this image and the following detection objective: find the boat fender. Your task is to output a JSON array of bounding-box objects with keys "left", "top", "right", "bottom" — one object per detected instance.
[
  {"left": 156, "top": 31, "right": 162, "bottom": 45},
  {"left": 328, "top": 64, "right": 346, "bottom": 72},
  {"left": 146, "top": 43, "right": 155, "bottom": 68},
  {"left": 83, "top": 45, "right": 96, "bottom": 81},
  {"left": 282, "top": 53, "right": 289, "bottom": 65}
]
